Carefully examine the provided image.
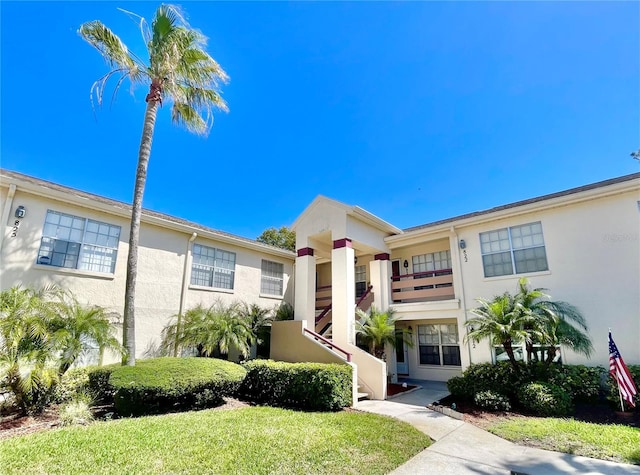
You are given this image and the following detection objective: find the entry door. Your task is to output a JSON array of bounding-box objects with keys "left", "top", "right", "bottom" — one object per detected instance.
[{"left": 395, "top": 333, "right": 409, "bottom": 375}]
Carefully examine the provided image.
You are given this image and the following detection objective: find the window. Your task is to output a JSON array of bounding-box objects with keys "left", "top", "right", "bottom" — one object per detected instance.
[
  {"left": 191, "top": 244, "right": 236, "bottom": 289},
  {"left": 412, "top": 250, "right": 451, "bottom": 273},
  {"left": 37, "top": 210, "right": 120, "bottom": 274},
  {"left": 261, "top": 260, "right": 284, "bottom": 296},
  {"left": 355, "top": 265, "right": 367, "bottom": 298},
  {"left": 418, "top": 323, "right": 461, "bottom": 366},
  {"left": 480, "top": 222, "right": 548, "bottom": 278}
]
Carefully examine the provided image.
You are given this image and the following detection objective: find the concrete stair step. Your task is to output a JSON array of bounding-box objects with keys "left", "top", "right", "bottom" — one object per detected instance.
[{"left": 357, "top": 391, "right": 369, "bottom": 401}]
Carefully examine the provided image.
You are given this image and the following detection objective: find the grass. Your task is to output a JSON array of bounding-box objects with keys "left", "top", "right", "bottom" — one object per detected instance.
[
  {"left": 0, "top": 407, "right": 430, "bottom": 475},
  {"left": 487, "top": 416, "right": 640, "bottom": 465}
]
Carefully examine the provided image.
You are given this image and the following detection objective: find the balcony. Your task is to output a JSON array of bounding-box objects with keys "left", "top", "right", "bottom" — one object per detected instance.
[{"left": 391, "top": 269, "right": 455, "bottom": 303}]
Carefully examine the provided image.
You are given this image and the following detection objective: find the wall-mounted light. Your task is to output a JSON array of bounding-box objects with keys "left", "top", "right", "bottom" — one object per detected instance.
[
  {"left": 459, "top": 239, "right": 466, "bottom": 249},
  {"left": 403, "top": 260, "right": 409, "bottom": 269},
  {"left": 15, "top": 206, "right": 26, "bottom": 219},
  {"left": 354, "top": 256, "right": 358, "bottom": 264}
]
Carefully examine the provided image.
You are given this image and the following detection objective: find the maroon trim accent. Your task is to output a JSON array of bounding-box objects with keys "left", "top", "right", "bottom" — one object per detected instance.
[
  {"left": 374, "top": 253, "right": 390, "bottom": 261},
  {"left": 297, "top": 247, "right": 314, "bottom": 257},
  {"left": 303, "top": 328, "right": 352, "bottom": 362},
  {"left": 333, "top": 238, "right": 352, "bottom": 249}
]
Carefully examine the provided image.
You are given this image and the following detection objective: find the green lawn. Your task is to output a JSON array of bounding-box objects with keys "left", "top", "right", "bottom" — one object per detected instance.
[
  {"left": 0, "top": 407, "right": 431, "bottom": 475},
  {"left": 486, "top": 417, "right": 640, "bottom": 465}
]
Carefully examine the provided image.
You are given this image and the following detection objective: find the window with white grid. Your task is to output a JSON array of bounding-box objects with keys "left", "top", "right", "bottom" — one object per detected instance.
[
  {"left": 355, "top": 265, "right": 367, "bottom": 298},
  {"left": 412, "top": 250, "right": 451, "bottom": 273},
  {"left": 480, "top": 222, "right": 548, "bottom": 277},
  {"left": 190, "top": 244, "right": 236, "bottom": 289},
  {"left": 37, "top": 210, "right": 120, "bottom": 274},
  {"left": 261, "top": 260, "right": 284, "bottom": 296},
  {"left": 417, "top": 323, "right": 461, "bottom": 366}
]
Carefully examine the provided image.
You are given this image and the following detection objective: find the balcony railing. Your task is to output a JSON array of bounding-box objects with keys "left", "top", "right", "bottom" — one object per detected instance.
[{"left": 391, "top": 269, "right": 454, "bottom": 303}]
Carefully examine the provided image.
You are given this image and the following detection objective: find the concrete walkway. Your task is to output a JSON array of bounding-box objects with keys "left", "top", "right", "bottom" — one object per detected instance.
[{"left": 357, "top": 381, "right": 640, "bottom": 475}]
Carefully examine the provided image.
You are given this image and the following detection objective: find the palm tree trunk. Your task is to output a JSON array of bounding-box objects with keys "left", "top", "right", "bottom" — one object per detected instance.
[
  {"left": 122, "top": 85, "right": 161, "bottom": 366},
  {"left": 503, "top": 339, "right": 520, "bottom": 372}
]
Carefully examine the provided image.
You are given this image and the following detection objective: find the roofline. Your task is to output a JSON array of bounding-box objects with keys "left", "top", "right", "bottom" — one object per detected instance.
[
  {"left": 0, "top": 169, "right": 295, "bottom": 260},
  {"left": 292, "top": 195, "right": 402, "bottom": 235},
  {"left": 388, "top": 172, "right": 640, "bottom": 243}
]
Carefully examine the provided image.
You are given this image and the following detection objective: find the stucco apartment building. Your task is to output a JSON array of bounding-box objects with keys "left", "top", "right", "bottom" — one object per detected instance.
[{"left": 2, "top": 169, "right": 639, "bottom": 401}]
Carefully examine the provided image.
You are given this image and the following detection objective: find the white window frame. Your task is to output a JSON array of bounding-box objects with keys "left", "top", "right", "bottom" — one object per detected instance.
[
  {"left": 190, "top": 244, "right": 236, "bottom": 290},
  {"left": 355, "top": 264, "right": 367, "bottom": 298},
  {"left": 261, "top": 260, "right": 284, "bottom": 296},
  {"left": 479, "top": 222, "right": 548, "bottom": 278},
  {"left": 417, "top": 323, "right": 461, "bottom": 366},
  {"left": 37, "top": 210, "right": 120, "bottom": 274},
  {"left": 412, "top": 250, "right": 452, "bottom": 273}
]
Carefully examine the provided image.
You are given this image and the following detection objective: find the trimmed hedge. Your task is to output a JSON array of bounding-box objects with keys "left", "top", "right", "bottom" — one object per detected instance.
[
  {"left": 87, "top": 364, "right": 120, "bottom": 404},
  {"left": 109, "top": 357, "right": 246, "bottom": 416},
  {"left": 447, "top": 362, "right": 605, "bottom": 407},
  {"left": 239, "top": 360, "right": 352, "bottom": 411},
  {"left": 518, "top": 381, "right": 573, "bottom": 416}
]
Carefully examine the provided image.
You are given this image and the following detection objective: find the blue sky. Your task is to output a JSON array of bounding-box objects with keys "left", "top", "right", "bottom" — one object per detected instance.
[{"left": 2, "top": 2, "right": 638, "bottom": 241}]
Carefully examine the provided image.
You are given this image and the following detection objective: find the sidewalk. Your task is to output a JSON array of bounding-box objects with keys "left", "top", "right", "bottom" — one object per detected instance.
[{"left": 357, "top": 383, "right": 640, "bottom": 475}]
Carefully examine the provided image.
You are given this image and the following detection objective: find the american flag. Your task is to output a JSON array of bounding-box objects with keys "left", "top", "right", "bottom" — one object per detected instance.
[{"left": 609, "top": 332, "right": 638, "bottom": 408}]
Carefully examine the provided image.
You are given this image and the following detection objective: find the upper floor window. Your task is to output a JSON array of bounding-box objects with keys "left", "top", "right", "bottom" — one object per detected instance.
[
  {"left": 37, "top": 210, "right": 121, "bottom": 274},
  {"left": 355, "top": 265, "right": 367, "bottom": 298},
  {"left": 261, "top": 260, "right": 284, "bottom": 296},
  {"left": 191, "top": 244, "right": 236, "bottom": 289},
  {"left": 479, "top": 222, "right": 548, "bottom": 278},
  {"left": 412, "top": 250, "right": 451, "bottom": 273}
]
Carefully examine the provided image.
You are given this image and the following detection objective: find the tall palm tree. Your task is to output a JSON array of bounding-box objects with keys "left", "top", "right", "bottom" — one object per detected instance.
[
  {"left": 355, "top": 306, "right": 411, "bottom": 361},
  {"left": 79, "top": 5, "right": 229, "bottom": 365}
]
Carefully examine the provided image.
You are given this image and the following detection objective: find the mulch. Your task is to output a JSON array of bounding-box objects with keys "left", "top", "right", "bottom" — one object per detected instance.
[
  {"left": 437, "top": 394, "right": 640, "bottom": 429},
  {"left": 387, "top": 383, "right": 419, "bottom": 397}
]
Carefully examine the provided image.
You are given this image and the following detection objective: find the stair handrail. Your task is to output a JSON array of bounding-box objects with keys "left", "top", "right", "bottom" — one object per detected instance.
[
  {"left": 355, "top": 285, "right": 374, "bottom": 309},
  {"left": 315, "top": 303, "right": 332, "bottom": 323},
  {"left": 303, "top": 327, "right": 352, "bottom": 362}
]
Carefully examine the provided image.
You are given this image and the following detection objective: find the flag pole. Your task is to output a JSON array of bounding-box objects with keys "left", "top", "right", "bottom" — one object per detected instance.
[{"left": 609, "top": 329, "right": 625, "bottom": 412}]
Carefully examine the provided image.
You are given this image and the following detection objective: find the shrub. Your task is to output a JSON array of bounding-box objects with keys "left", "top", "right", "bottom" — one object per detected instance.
[
  {"left": 54, "top": 367, "right": 92, "bottom": 403},
  {"left": 473, "top": 390, "right": 511, "bottom": 412},
  {"left": 87, "top": 364, "right": 120, "bottom": 404},
  {"left": 517, "top": 382, "right": 573, "bottom": 416},
  {"left": 239, "top": 360, "right": 352, "bottom": 411},
  {"left": 548, "top": 365, "right": 604, "bottom": 404},
  {"left": 59, "top": 392, "right": 94, "bottom": 426},
  {"left": 607, "top": 364, "right": 640, "bottom": 411},
  {"left": 447, "top": 362, "right": 526, "bottom": 400},
  {"left": 110, "top": 357, "right": 246, "bottom": 416}
]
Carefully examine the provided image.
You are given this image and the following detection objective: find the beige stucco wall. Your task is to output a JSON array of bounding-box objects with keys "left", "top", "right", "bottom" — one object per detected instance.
[
  {"left": 454, "top": 188, "right": 640, "bottom": 367},
  {"left": 0, "top": 185, "right": 294, "bottom": 362}
]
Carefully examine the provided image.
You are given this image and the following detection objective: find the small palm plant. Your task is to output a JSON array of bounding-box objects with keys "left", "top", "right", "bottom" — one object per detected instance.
[
  {"left": 50, "top": 293, "right": 124, "bottom": 374},
  {"left": 0, "top": 286, "right": 60, "bottom": 414},
  {"left": 239, "top": 303, "right": 273, "bottom": 359},
  {"left": 355, "top": 306, "right": 411, "bottom": 361},
  {"left": 161, "top": 301, "right": 253, "bottom": 359}
]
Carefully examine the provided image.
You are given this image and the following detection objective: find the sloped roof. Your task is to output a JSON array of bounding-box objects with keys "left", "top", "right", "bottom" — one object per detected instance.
[
  {"left": 0, "top": 169, "right": 295, "bottom": 258},
  {"left": 403, "top": 172, "right": 640, "bottom": 233}
]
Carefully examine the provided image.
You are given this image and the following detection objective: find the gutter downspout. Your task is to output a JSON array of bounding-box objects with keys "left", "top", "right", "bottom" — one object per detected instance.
[
  {"left": 174, "top": 232, "right": 197, "bottom": 356},
  {"left": 451, "top": 226, "right": 472, "bottom": 365},
  {"left": 0, "top": 184, "right": 17, "bottom": 253}
]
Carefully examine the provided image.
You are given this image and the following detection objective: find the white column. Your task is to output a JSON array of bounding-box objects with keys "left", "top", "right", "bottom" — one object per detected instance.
[
  {"left": 369, "top": 253, "right": 392, "bottom": 311},
  {"left": 331, "top": 238, "right": 355, "bottom": 345},
  {"left": 294, "top": 247, "right": 316, "bottom": 327}
]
